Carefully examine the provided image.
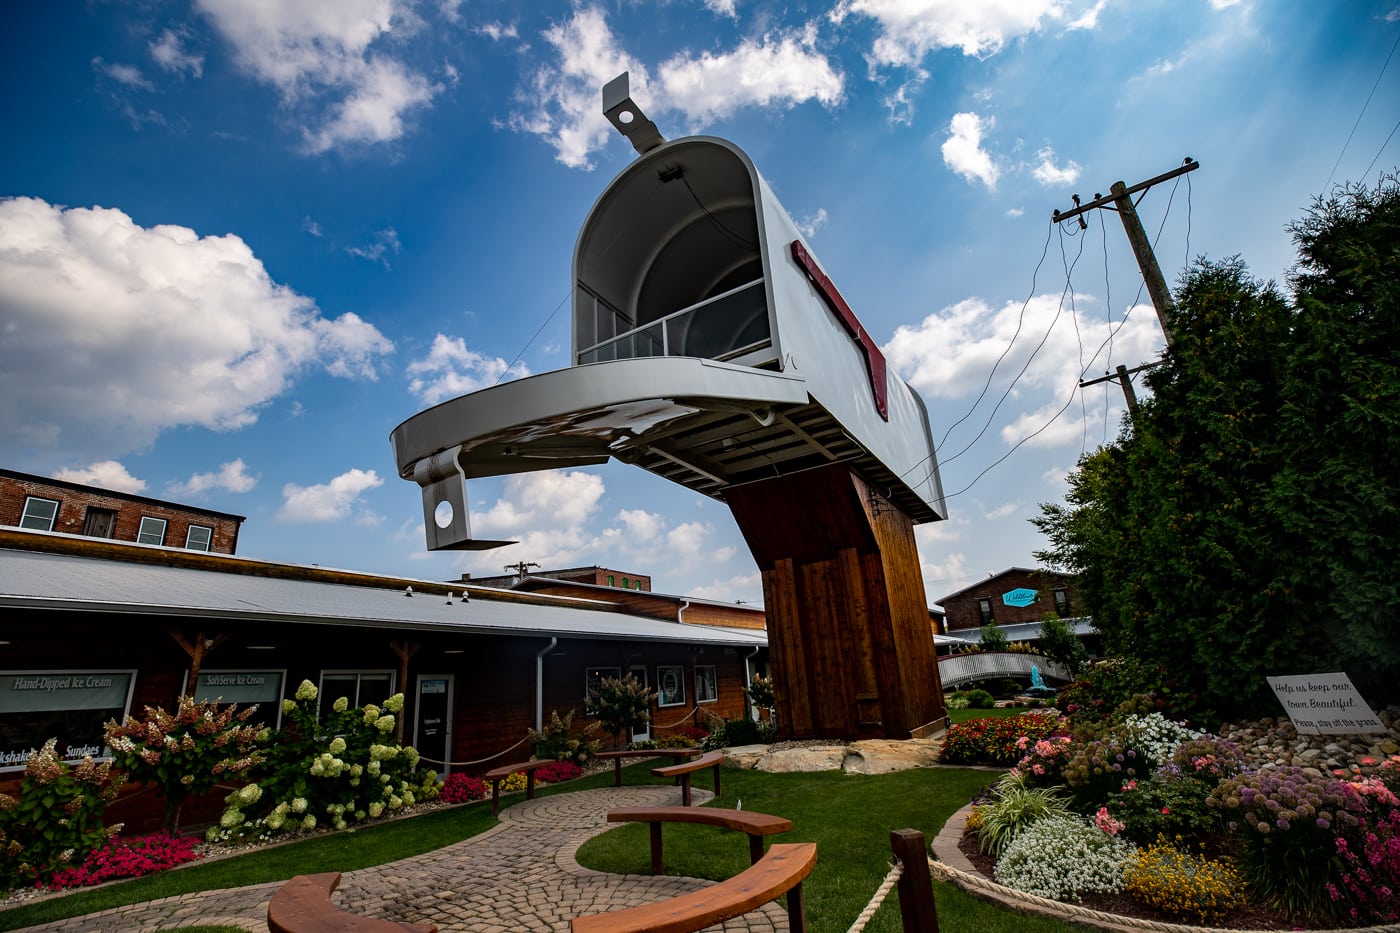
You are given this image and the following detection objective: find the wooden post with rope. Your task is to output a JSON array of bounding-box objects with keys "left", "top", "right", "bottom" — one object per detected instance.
[{"left": 890, "top": 829, "right": 940, "bottom": 932}]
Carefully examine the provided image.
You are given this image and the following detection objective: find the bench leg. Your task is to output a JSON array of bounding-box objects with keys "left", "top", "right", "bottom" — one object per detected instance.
[
  {"left": 713, "top": 764, "right": 722, "bottom": 799},
  {"left": 526, "top": 771, "right": 536, "bottom": 800},
  {"left": 787, "top": 880, "right": 808, "bottom": 933},
  {"left": 680, "top": 775, "right": 692, "bottom": 807},
  {"left": 649, "top": 822, "right": 664, "bottom": 875},
  {"left": 491, "top": 780, "right": 501, "bottom": 816},
  {"left": 614, "top": 758, "right": 624, "bottom": 787},
  {"left": 748, "top": 834, "right": 763, "bottom": 865}
]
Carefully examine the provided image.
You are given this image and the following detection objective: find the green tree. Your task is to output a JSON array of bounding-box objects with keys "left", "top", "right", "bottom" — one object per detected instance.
[
  {"left": 1034, "top": 174, "right": 1400, "bottom": 720},
  {"left": 584, "top": 674, "right": 656, "bottom": 747},
  {"left": 1038, "top": 612, "right": 1088, "bottom": 678},
  {"left": 979, "top": 622, "right": 1010, "bottom": 652}
]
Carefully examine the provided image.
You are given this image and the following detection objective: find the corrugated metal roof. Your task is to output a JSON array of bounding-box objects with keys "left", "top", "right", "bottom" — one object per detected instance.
[{"left": 0, "top": 547, "right": 767, "bottom": 648}]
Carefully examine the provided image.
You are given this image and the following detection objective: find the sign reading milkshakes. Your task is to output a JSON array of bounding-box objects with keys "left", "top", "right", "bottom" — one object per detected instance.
[
  {"left": 1266, "top": 672, "right": 1385, "bottom": 735},
  {"left": 0, "top": 670, "right": 136, "bottom": 770}
]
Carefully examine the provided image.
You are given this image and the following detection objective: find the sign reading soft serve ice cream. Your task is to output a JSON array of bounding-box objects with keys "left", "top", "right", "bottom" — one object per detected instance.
[{"left": 1266, "top": 672, "right": 1385, "bottom": 735}]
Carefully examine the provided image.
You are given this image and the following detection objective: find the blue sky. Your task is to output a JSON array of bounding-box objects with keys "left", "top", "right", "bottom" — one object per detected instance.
[{"left": 2, "top": 1, "right": 1396, "bottom": 608}]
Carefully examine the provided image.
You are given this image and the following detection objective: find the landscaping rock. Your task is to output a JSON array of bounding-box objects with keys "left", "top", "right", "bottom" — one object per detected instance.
[
  {"left": 720, "top": 745, "right": 769, "bottom": 770},
  {"left": 842, "top": 739, "right": 943, "bottom": 775},
  {"left": 755, "top": 745, "right": 847, "bottom": 773}
]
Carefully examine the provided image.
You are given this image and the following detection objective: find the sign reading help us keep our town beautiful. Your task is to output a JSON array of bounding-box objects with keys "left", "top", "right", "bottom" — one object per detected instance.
[
  {"left": 1266, "top": 672, "right": 1386, "bottom": 735},
  {"left": 1001, "top": 588, "right": 1038, "bottom": 608}
]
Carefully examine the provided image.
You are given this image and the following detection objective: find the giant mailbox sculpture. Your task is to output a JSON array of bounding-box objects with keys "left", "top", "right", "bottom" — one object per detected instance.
[{"left": 391, "top": 76, "right": 948, "bottom": 738}]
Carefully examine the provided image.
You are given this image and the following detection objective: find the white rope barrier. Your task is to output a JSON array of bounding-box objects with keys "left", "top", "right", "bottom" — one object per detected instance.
[
  {"left": 846, "top": 860, "right": 904, "bottom": 933},
  {"left": 416, "top": 734, "right": 532, "bottom": 768}
]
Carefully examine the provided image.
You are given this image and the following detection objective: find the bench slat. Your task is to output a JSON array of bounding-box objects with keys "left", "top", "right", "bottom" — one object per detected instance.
[
  {"left": 570, "top": 842, "right": 816, "bottom": 933},
  {"left": 607, "top": 806, "right": 792, "bottom": 875},
  {"left": 267, "top": 872, "right": 438, "bottom": 933}
]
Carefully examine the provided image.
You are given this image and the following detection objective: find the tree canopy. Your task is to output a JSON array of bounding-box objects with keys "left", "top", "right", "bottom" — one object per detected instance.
[{"left": 1034, "top": 175, "right": 1399, "bottom": 720}]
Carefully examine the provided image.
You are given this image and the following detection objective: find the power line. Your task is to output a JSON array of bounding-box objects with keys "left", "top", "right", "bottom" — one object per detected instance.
[
  {"left": 1360, "top": 117, "right": 1400, "bottom": 183},
  {"left": 494, "top": 288, "right": 573, "bottom": 386},
  {"left": 1323, "top": 31, "right": 1400, "bottom": 193}
]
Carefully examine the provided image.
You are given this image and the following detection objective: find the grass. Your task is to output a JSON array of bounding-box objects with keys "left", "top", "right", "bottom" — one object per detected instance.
[
  {"left": 949, "top": 706, "right": 1029, "bottom": 723},
  {"left": 1, "top": 739, "right": 1084, "bottom": 933}
]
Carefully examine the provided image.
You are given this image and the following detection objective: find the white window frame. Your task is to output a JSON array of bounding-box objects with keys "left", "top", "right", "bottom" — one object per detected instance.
[
  {"left": 657, "top": 665, "right": 686, "bottom": 707},
  {"left": 137, "top": 516, "right": 167, "bottom": 546},
  {"left": 185, "top": 524, "right": 213, "bottom": 551},
  {"left": 695, "top": 665, "right": 718, "bottom": 704},
  {"left": 19, "top": 497, "right": 59, "bottom": 532},
  {"left": 318, "top": 670, "right": 396, "bottom": 709}
]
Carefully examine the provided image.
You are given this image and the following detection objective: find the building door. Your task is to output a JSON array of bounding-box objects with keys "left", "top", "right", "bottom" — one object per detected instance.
[
  {"left": 629, "top": 665, "right": 650, "bottom": 743},
  {"left": 414, "top": 675, "right": 452, "bottom": 775},
  {"left": 82, "top": 508, "right": 117, "bottom": 538}
]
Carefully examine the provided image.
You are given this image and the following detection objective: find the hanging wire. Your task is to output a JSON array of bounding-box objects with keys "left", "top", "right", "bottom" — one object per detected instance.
[
  {"left": 935, "top": 224, "right": 1054, "bottom": 454},
  {"left": 1323, "top": 31, "right": 1400, "bottom": 193},
  {"left": 681, "top": 174, "right": 758, "bottom": 250},
  {"left": 1061, "top": 220, "right": 1088, "bottom": 458},
  {"left": 1100, "top": 210, "right": 1114, "bottom": 445},
  {"left": 1360, "top": 116, "right": 1400, "bottom": 183},
  {"left": 494, "top": 288, "right": 573, "bottom": 385}
]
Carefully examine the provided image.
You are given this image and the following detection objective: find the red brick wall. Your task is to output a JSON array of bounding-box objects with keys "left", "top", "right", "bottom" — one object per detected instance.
[
  {"left": 942, "top": 568, "right": 1077, "bottom": 631},
  {"left": 0, "top": 474, "right": 241, "bottom": 553}
]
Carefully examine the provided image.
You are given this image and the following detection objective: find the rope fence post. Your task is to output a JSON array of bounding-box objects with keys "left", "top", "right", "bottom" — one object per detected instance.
[{"left": 890, "top": 829, "right": 940, "bottom": 933}]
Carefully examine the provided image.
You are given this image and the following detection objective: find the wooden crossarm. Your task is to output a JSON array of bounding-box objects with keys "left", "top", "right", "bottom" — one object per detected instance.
[
  {"left": 570, "top": 842, "right": 817, "bottom": 933},
  {"left": 607, "top": 806, "right": 792, "bottom": 873},
  {"left": 267, "top": 872, "right": 438, "bottom": 933}
]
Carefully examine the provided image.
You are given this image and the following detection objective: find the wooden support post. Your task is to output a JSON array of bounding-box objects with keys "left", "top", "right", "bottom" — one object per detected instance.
[
  {"left": 891, "top": 829, "right": 939, "bottom": 933},
  {"left": 165, "top": 629, "right": 227, "bottom": 701},
  {"left": 388, "top": 640, "right": 420, "bottom": 744}
]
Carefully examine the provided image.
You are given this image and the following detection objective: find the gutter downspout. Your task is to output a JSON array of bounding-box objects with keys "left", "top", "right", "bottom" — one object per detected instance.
[
  {"left": 535, "top": 637, "right": 559, "bottom": 731},
  {"left": 743, "top": 645, "right": 760, "bottom": 721},
  {"left": 676, "top": 599, "right": 690, "bottom": 624}
]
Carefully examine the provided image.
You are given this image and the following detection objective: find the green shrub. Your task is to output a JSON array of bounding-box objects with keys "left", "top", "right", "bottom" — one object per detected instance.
[
  {"left": 528, "top": 709, "right": 600, "bottom": 767},
  {"left": 584, "top": 674, "right": 656, "bottom": 746},
  {"left": 1060, "top": 723, "right": 1157, "bottom": 810},
  {"left": 994, "top": 814, "right": 1136, "bottom": 901},
  {"left": 963, "top": 688, "right": 995, "bottom": 709},
  {"left": 945, "top": 692, "right": 971, "bottom": 710},
  {"left": 941, "top": 711, "right": 1065, "bottom": 766},
  {"left": 973, "top": 772, "right": 1072, "bottom": 856},
  {"left": 1105, "top": 771, "right": 1221, "bottom": 846},
  {"left": 1124, "top": 838, "right": 1245, "bottom": 922},
  {"left": 0, "top": 739, "right": 119, "bottom": 890}
]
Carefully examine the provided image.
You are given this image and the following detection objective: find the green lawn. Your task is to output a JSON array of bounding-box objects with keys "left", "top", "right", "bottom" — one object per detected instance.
[{"left": 0, "top": 753, "right": 1084, "bottom": 933}]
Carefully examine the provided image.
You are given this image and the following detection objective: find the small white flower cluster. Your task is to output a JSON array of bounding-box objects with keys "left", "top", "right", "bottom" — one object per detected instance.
[
  {"left": 1122, "top": 713, "right": 1201, "bottom": 766},
  {"left": 994, "top": 815, "right": 1137, "bottom": 901}
]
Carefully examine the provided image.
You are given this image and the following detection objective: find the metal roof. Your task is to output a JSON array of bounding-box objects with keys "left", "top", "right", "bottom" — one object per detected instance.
[{"left": 0, "top": 547, "right": 768, "bottom": 648}]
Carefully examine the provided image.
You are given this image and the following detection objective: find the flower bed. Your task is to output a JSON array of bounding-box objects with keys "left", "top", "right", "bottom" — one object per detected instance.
[{"left": 952, "top": 704, "right": 1400, "bottom": 927}]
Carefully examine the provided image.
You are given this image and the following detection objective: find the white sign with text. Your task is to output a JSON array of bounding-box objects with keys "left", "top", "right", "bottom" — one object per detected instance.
[{"left": 1266, "top": 672, "right": 1385, "bottom": 735}]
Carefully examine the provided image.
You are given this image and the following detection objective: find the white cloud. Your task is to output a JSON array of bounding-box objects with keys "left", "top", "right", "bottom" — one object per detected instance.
[
  {"left": 882, "top": 75, "right": 925, "bottom": 125},
  {"left": 617, "top": 508, "right": 664, "bottom": 542},
  {"left": 167, "top": 459, "right": 257, "bottom": 498},
  {"left": 511, "top": 7, "right": 842, "bottom": 169},
  {"left": 149, "top": 29, "right": 204, "bottom": 78},
  {"left": 406, "top": 334, "right": 530, "bottom": 405},
  {"left": 195, "top": 0, "right": 439, "bottom": 152},
  {"left": 92, "top": 58, "right": 153, "bottom": 90},
  {"left": 1031, "top": 146, "right": 1081, "bottom": 186},
  {"left": 472, "top": 471, "right": 605, "bottom": 535},
  {"left": 667, "top": 521, "right": 709, "bottom": 556},
  {"left": 345, "top": 226, "right": 402, "bottom": 267},
  {"left": 53, "top": 461, "right": 147, "bottom": 494},
  {"left": 704, "top": 0, "right": 739, "bottom": 18},
  {"left": 1067, "top": 0, "right": 1110, "bottom": 30},
  {"left": 0, "top": 197, "right": 394, "bottom": 460},
  {"left": 688, "top": 571, "right": 762, "bottom": 602},
  {"left": 278, "top": 468, "right": 383, "bottom": 522},
  {"left": 796, "top": 208, "right": 829, "bottom": 238},
  {"left": 1005, "top": 207, "right": 1025, "bottom": 217},
  {"left": 829, "top": 0, "right": 1067, "bottom": 65},
  {"left": 477, "top": 21, "right": 519, "bottom": 41},
  {"left": 941, "top": 112, "right": 999, "bottom": 189},
  {"left": 302, "top": 217, "right": 324, "bottom": 237},
  {"left": 982, "top": 501, "right": 1019, "bottom": 520}
]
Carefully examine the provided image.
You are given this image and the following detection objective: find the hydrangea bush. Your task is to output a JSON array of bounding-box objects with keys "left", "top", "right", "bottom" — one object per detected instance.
[
  {"left": 0, "top": 740, "right": 119, "bottom": 891},
  {"left": 208, "top": 680, "right": 437, "bottom": 843},
  {"left": 527, "top": 709, "right": 600, "bottom": 767}
]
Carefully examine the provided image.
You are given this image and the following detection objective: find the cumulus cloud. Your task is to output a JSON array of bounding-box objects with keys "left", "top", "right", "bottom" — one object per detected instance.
[
  {"left": 278, "top": 468, "right": 383, "bottom": 522},
  {"left": 705, "top": 0, "right": 739, "bottom": 18},
  {"left": 406, "top": 334, "right": 530, "bottom": 405},
  {"left": 53, "top": 461, "right": 147, "bottom": 494},
  {"left": 941, "top": 112, "right": 999, "bottom": 189},
  {"left": 829, "top": 0, "right": 1067, "bottom": 65},
  {"left": 92, "top": 57, "right": 154, "bottom": 90},
  {"left": 167, "top": 459, "right": 257, "bottom": 498},
  {"left": 472, "top": 471, "right": 606, "bottom": 536},
  {"left": 195, "top": 0, "right": 440, "bottom": 152},
  {"left": 477, "top": 21, "right": 519, "bottom": 41},
  {"left": 617, "top": 508, "right": 664, "bottom": 542},
  {"left": 1031, "top": 146, "right": 1082, "bottom": 186},
  {"left": 688, "top": 571, "right": 762, "bottom": 603},
  {"left": 667, "top": 521, "right": 709, "bottom": 556},
  {"left": 511, "top": 7, "right": 842, "bottom": 169},
  {"left": 0, "top": 198, "right": 393, "bottom": 460},
  {"left": 796, "top": 208, "right": 829, "bottom": 238},
  {"left": 885, "top": 293, "right": 1163, "bottom": 450},
  {"left": 149, "top": 28, "right": 204, "bottom": 78}
]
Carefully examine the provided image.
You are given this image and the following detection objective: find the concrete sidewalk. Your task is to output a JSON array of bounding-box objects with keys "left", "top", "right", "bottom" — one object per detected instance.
[{"left": 12, "top": 785, "right": 789, "bottom": 933}]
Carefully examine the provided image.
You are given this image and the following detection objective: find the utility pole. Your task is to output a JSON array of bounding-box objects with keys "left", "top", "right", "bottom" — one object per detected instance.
[
  {"left": 1080, "top": 362, "right": 1156, "bottom": 414},
  {"left": 1052, "top": 157, "right": 1199, "bottom": 350},
  {"left": 505, "top": 560, "right": 540, "bottom": 581}
]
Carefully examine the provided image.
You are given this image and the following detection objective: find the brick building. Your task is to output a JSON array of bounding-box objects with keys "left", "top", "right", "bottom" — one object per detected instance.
[
  {"left": 938, "top": 567, "right": 1078, "bottom": 632},
  {"left": 1, "top": 468, "right": 244, "bottom": 554},
  {"left": 467, "top": 565, "right": 651, "bottom": 592}
]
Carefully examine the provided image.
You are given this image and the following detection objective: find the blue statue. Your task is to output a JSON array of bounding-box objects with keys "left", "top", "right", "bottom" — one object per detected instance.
[{"left": 1030, "top": 664, "right": 1045, "bottom": 690}]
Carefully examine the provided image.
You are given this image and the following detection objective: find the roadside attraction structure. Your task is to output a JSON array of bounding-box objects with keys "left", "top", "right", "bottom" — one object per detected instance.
[{"left": 391, "top": 75, "right": 949, "bottom": 740}]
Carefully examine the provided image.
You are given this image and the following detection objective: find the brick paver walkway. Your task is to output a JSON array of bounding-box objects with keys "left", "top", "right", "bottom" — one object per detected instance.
[{"left": 13, "top": 785, "right": 789, "bottom": 933}]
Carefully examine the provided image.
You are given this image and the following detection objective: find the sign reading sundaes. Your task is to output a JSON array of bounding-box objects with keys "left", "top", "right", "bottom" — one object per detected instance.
[
  {"left": 1266, "top": 672, "right": 1386, "bottom": 735},
  {"left": 0, "top": 670, "right": 135, "bottom": 770}
]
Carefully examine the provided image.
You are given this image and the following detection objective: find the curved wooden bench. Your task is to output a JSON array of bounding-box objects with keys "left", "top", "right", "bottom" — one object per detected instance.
[
  {"left": 267, "top": 871, "right": 437, "bottom": 933},
  {"left": 607, "top": 805, "right": 792, "bottom": 874},
  {"left": 571, "top": 841, "right": 815, "bottom": 933},
  {"left": 651, "top": 749, "right": 724, "bottom": 806},
  {"left": 483, "top": 759, "right": 557, "bottom": 814},
  {"left": 595, "top": 747, "right": 701, "bottom": 786}
]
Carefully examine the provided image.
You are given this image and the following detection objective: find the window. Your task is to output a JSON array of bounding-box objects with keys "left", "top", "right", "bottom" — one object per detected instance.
[
  {"left": 607, "top": 575, "right": 615, "bottom": 586},
  {"left": 695, "top": 665, "right": 718, "bottom": 703},
  {"left": 320, "top": 671, "right": 395, "bottom": 708},
  {"left": 622, "top": 578, "right": 630, "bottom": 589},
  {"left": 82, "top": 507, "right": 117, "bottom": 538},
  {"left": 1052, "top": 588, "right": 1071, "bottom": 615},
  {"left": 19, "top": 497, "right": 59, "bottom": 531},
  {"left": 137, "top": 516, "right": 167, "bottom": 546},
  {"left": 657, "top": 665, "right": 686, "bottom": 707},
  {"left": 977, "top": 598, "right": 995, "bottom": 625},
  {"left": 0, "top": 670, "right": 135, "bottom": 771},
  {"left": 585, "top": 666, "right": 620, "bottom": 699},
  {"left": 186, "top": 524, "right": 213, "bottom": 551}
]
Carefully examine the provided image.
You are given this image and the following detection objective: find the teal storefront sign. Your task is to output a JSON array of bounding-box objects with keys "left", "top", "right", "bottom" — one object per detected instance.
[{"left": 1002, "top": 588, "right": 1038, "bottom": 608}]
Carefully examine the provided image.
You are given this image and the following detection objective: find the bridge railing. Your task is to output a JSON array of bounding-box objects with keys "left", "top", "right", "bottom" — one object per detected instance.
[{"left": 937, "top": 652, "right": 1070, "bottom": 689}]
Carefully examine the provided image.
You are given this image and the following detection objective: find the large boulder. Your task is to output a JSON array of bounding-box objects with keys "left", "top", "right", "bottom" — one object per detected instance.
[
  {"left": 843, "top": 739, "right": 944, "bottom": 775},
  {"left": 755, "top": 745, "right": 847, "bottom": 773},
  {"left": 721, "top": 745, "right": 770, "bottom": 770}
]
